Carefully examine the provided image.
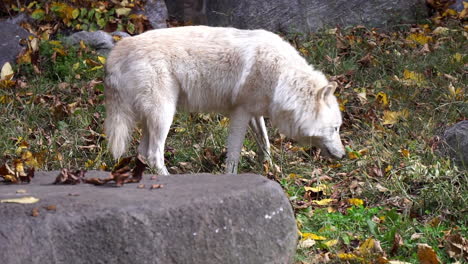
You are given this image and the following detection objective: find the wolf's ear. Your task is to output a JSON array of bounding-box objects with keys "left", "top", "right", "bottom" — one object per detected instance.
[{"left": 318, "top": 81, "right": 338, "bottom": 100}]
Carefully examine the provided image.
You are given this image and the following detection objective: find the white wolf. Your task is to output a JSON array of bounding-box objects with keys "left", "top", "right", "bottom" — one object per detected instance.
[{"left": 104, "top": 26, "right": 345, "bottom": 175}]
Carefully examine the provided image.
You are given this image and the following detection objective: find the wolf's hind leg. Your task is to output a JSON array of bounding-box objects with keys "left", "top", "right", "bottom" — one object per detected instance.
[
  {"left": 249, "top": 116, "right": 272, "bottom": 165},
  {"left": 226, "top": 109, "right": 251, "bottom": 174},
  {"left": 137, "top": 121, "right": 149, "bottom": 158}
]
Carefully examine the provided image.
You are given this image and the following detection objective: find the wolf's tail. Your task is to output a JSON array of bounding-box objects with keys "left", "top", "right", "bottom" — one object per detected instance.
[{"left": 104, "top": 91, "right": 135, "bottom": 160}]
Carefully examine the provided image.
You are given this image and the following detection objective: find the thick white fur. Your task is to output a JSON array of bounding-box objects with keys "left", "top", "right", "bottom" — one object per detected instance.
[{"left": 104, "top": 26, "right": 345, "bottom": 174}]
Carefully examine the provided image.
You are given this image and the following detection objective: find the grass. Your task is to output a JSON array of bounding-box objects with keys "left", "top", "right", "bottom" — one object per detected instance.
[{"left": 0, "top": 17, "right": 467, "bottom": 263}]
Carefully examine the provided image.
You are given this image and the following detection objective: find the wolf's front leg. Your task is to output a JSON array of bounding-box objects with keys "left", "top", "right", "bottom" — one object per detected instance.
[{"left": 226, "top": 108, "right": 251, "bottom": 174}]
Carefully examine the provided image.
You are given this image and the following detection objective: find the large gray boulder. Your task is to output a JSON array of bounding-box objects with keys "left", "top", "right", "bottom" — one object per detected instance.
[
  {"left": 143, "top": 0, "right": 169, "bottom": 29},
  {"left": 0, "top": 171, "right": 297, "bottom": 264},
  {"left": 0, "top": 20, "right": 32, "bottom": 67},
  {"left": 64, "top": 31, "right": 131, "bottom": 55},
  {"left": 167, "top": 0, "right": 428, "bottom": 33},
  {"left": 440, "top": 121, "right": 468, "bottom": 168}
]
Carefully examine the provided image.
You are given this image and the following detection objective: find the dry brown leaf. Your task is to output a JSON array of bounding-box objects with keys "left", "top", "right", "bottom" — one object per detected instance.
[
  {"left": 150, "top": 184, "right": 163, "bottom": 189},
  {"left": 417, "top": 243, "right": 441, "bottom": 264},
  {"left": 444, "top": 233, "right": 468, "bottom": 259},
  {"left": 31, "top": 208, "right": 39, "bottom": 217},
  {"left": 390, "top": 233, "right": 404, "bottom": 255}
]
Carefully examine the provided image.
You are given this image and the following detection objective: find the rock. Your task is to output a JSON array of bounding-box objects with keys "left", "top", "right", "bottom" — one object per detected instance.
[
  {"left": 111, "top": 31, "right": 131, "bottom": 38},
  {"left": 0, "top": 171, "right": 297, "bottom": 264},
  {"left": 439, "top": 121, "right": 468, "bottom": 168},
  {"left": 143, "top": 0, "right": 169, "bottom": 29},
  {"left": 64, "top": 31, "right": 115, "bottom": 55},
  {"left": 450, "top": 0, "right": 465, "bottom": 11},
  {"left": 6, "top": 13, "right": 32, "bottom": 25},
  {"left": 0, "top": 20, "right": 32, "bottom": 67},
  {"left": 167, "top": 0, "right": 428, "bottom": 33}
]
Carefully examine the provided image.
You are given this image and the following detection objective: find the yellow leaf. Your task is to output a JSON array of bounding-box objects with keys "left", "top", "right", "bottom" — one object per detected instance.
[
  {"left": 376, "top": 91, "right": 389, "bottom": 107},
  {"left": 403, "top": 69, "right": 425, "bottom": 86},
  {"left": 406, "top": 33, "right": 432, "bottom": 45},
  {"left": 290, "top": 146, "right": 305, "bottom": 152},
  {"left": 442, "top": 8, "right": 458, "bottom": 17},
  {"left": 339, "top": 99, "right": 348, "bottom": 111},
  {"left": 337, "top": 253, "right": 362, "bottom": 261},
  {"left": 324, "top": 239, "right": 339, "bottom": 247},
  {"left": 49, "top": 40, "right": 63, "bottom": 47},
  {"left": 219, "top": 117, "right": 229, "bottom": 128},
  {"left": 1, "top": 62, "right": 14, "bottom": 80},
  {"left": 348, "top": 198, "right": 364, "bottom": 206},
  {"left": 313, "top": 198, "right": 336, "bottom": 206},
  {"left": 452, "top": 53, "right": 463, "bottom": 63},
  {"left": 31, "top": 8, "right": 45, "bottom": 20},
  {"left": 382, "top": 109, "right": 409, "bottom": 125},
  {"left": 304, "top": 184, "right": 328, "bottom": 193},
  {"left": 385, "top": 165, "right": 393, "bottom": 172},
  {"left": 302, "top": 233, "right": 327, "bottom": 241},
  {"left": 79, "top": 40, "right": 87, "bottom": 49},
  {"left": 0, "top": 95, "right": 13, "bottom": 104},
  {"left": 359, "top": 238, "right": 376, "bottom": 255},
  {"left": 0, "top": 196, "right": 39, "bottom": 204},
  {"left": 72, "top": 8, "right": 80, "bottom": 19},
  {"left": 401, "top": 149, "right": 410, "bottom": 158},
  {"left": 3, "top": 174, "right": 17, "bottom": 183},
  {"left": 288, "top": 173, "right": 299, "bottom": 180},
  {"left": 97, "top": 56, "right": 106, "bottom": 64},
  {"left": 53, "top": 47, "right": 67, "bottom": 56},
  {"left": 85, "top": 159, "right": 94, "bottom": 168},
  {"left": 417, "top": 243, "right": 441, "bottom": 264},
  {"left": 116, "top": 7, "right": 131, "bottom": 17},
  {"left": 348, "top": 151, "right": 359, "bottom": 160},
  {"left": 88, "top": 65, "right": 103, "bottom": 71}
]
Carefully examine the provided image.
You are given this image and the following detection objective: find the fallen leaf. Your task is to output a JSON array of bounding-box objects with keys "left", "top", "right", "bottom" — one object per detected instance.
[
  {"left": 305, "top": 184, "right": 328, "bottom": 193},
  {"left": 298, "top": 238, "right": 316, "bottom": 249},
  {"left": 417, "top": 243, "right": 440, "bottom": 264},
  {"left": 382, "top": 109, "right": 409, "bottom": 125},
  {"left": 376, "top": 183, "right": 389, "bottom": 192},
  {"left": 390, "top": 233, "right": 404, "bottom": 255},
  {"left": 44, "top": 205, "right": 57, "bottom": 211},
  {"left": 302, "top": 233, "right": 327, "bottom": 241},
  {"left": 313, "top": 198, "right": 336, "bottom": 206},
  {"left": 1, "top": 62, "right": 14, "bottom": 80},
  {"left": 410, "top": 233, "right": 424, "bottom": 241},
  {"left": 31, "top": 207, "right": 39, "bottom": 217},
  {"left": 150, "top": 184, "right": 163, "bottom": 189},
  {"left": 444, "top": 233, "right": 468, "bottom": 259},
  {"left": 406, "top": 33, "right": 432, "bottom": 45},
  {"left": 337, "top": 253, "right": 363, "bottom": 261},
  {"left": 324, "top": 239, "right": 339, "bottom": 247},
  {"left": 403, "top": 69, "right": 426, "bottom": 86},
  {"left": 1, "top": 196, "right": 40, "bottom": 204},
  {"left": 348, "top": 198, "right": 364, "bottom": 206}
]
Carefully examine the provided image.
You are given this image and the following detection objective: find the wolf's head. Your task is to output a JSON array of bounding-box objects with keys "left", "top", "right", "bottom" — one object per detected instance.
[{"left": 296, "top": 81, "right": 346, "bottom": 159}]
